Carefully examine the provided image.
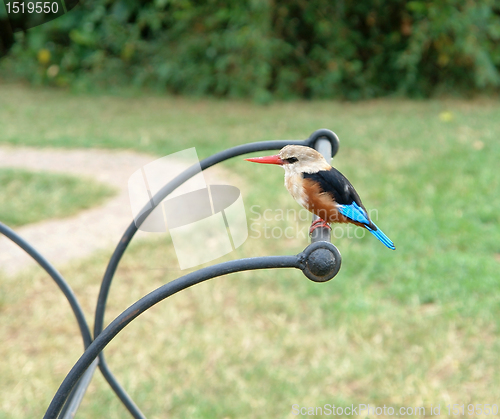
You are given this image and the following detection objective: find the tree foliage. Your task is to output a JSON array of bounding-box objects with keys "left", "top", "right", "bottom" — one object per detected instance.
[{"left": 1, "top": 0, "right": 499, "bottom": 99}]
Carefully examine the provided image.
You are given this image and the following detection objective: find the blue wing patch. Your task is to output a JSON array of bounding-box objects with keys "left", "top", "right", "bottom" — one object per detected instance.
[
  {"left": 338, "top": 202, "right": 396, "bottom": 250},
  {"left": 337, "top": 202, "right": 370, "bottom": 225}
]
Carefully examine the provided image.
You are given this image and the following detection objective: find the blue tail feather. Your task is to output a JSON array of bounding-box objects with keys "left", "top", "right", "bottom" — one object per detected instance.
[{"left": 366, "top": 223, "right": 395, "bottom": 250}]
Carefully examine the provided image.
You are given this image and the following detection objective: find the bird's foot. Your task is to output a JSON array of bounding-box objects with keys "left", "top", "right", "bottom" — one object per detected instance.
[{"left": 309, "top": 219, "right": 331, "bottom": 235}]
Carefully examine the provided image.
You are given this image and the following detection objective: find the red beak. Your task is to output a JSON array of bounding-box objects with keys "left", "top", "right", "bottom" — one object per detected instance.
[{"left": 245, "top": 155, "right": 284, "bottom": 165}]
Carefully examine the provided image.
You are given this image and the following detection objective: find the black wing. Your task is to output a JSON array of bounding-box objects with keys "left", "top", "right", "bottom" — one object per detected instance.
[{"left": 303, "top": 168, "right": 364, "bottom": 207}]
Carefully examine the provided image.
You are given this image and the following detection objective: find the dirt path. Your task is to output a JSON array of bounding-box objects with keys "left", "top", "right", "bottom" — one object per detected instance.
[{"left": 0, "top": 146, "right": 221, "bottom": 276}]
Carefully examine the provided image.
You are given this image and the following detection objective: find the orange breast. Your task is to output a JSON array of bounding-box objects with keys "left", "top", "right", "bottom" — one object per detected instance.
[{"left": 302, "top": 178, "right": 365, "bottom": 226}]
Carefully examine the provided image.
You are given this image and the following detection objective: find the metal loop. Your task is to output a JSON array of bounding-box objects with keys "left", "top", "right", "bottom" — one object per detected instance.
[{"left": 304, "top": 129, "right": 340, "bottom": 158}]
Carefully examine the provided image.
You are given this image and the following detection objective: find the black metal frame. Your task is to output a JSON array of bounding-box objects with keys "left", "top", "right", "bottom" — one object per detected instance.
[{"left": 0, "top": 129, "right": 342, "bottom": 419}]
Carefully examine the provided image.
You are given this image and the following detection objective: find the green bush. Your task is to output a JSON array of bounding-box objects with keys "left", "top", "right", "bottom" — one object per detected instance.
[{"left": 1, "top": 0, "right": 499, "bottom": 99}]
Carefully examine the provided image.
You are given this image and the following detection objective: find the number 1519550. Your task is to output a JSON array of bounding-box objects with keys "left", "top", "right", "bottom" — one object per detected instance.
[{"left": 5, "top": 2, "right": 59, "bottom": 14}]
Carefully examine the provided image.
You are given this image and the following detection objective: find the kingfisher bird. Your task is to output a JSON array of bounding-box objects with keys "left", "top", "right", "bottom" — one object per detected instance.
[{"left": 245, "top": 145, "right": 395, "bottom": 250}]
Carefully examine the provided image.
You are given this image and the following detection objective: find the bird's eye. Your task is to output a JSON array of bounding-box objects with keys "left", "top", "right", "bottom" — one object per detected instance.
[{"left": 285, "top": 157, "right": 298, "bottom": 164}]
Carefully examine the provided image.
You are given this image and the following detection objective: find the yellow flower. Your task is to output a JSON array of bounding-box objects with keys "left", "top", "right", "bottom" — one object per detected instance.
[
  {"left": 37, "top": 49, "right": 51, "bottom": 65},
  {"left": 439, "top": 111, "right": 453, "bottom": 122}
]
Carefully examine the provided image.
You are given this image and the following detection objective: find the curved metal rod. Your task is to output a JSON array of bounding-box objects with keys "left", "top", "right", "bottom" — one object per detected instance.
[
  {"left": 93, "top": 222, "right": 146, "bottom": 418},
  {"left": 45, "top": 255, "right": 303, "bottom": 419},
  {"left": 0, "top": 222, "right": 98, "bottom": 419},
  {"left": 92, "top": 130, "right": 340, "bottom": 418},
  {"left": 0, "top": 222, "right": 92, "bottom": 350}
]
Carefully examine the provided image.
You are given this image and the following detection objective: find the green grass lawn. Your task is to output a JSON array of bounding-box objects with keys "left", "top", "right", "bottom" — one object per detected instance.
[
  {"left": 0, "top": 84, "right": 499, "bottom": 418},
  {"left": 0, "top": 168, "right": 116, "bottom": 227}
]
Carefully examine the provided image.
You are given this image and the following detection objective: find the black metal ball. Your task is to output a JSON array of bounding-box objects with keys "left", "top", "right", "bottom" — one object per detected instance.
[{"left": 301, "top": 241, "right": 342, "bottom": 282}]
